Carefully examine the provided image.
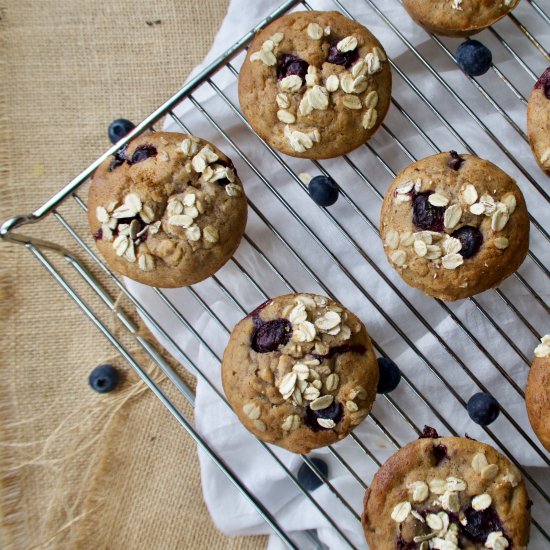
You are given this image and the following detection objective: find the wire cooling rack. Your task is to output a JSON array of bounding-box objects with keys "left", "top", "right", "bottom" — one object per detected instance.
[{"left": 2, "top": 0, "right": 549, "bottom": 548}]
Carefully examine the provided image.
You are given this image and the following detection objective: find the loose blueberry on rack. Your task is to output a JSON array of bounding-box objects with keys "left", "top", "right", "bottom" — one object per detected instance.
[
  {"left": 251, "top": 318, "right": 292, "bottom": 353},
  {"left": 89, "top": 364, "right": 120, "bottom": 393},
  {"left": 452, "top": 225, "right": 483, "bottom": 259},
  {"left": 277, "top": 53, "right": 309, "bottom": 83},
  {"left": 297, "top": 457, "right": 329, "bottom": 491},
  {"left": 376, "top": 357, "right": 401, "bottom": 394},
  {"left": 412, "top": 192, "right": 445, "bottom": 231},
  {"left": 308, "top": 175, "right": 339, "bottom": 207},
  {"left": 456, "top": 40, "right": 492, "bottom": 77},
  {"left": 108, "top": 119, "right": 135, "bottom": 144},
  {"left": 467, "top": 392, "right": 500, "bottom": 426},
  {"left": 327, "top": 43, "right": 359, "bottom": 68}
]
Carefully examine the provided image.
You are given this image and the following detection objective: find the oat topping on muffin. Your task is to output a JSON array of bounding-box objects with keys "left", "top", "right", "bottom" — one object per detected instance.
[
  {"left": 88, "top": 132, "right": 247, "bottom": 287},
  {"left": 238, "top": 11, "right": 392, "bottom": 159},
  {"left": 362, "top": 433, "right": 531, "bottom": 549},
  {"left": 221, "top": 293, "right": 379, "bottom": 454},
  {"left": 380, "top": 152, "right": 529, "bottom": 301}
]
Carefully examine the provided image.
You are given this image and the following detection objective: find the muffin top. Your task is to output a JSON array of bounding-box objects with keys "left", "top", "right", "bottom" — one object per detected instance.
[
  {"left": 402, "top": 0, "right": 521, "bottom": 37},
  {"left": 88, "top": 132, "right": 247, "bottom": 288},
  {"left": 380, "top": 152, "right": 529, "bottom": 301},
  {"left": 221, "top": 293, "right": 379, "bottom": 454},
  {"left": 238, "top": 11, "right": 391, "bottom": 159},
  {"left": 363, "top": 432, "right": 531, "bottom": 549},
  {"left": 527, "top": 67, "right": 550, "bottom": 176}
]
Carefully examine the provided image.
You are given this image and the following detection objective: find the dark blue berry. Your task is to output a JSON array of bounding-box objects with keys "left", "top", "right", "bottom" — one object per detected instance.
[
  {"left": 412, "top": 192, "right": 445, "bottom": 231},
  {"left": 308, "top": 175, "right": 339, "bottom": 206},
  {"left": 535, "top": 67, "right": 550, "bottom": 100},
  {"left": 376, "top": 357, "right": 401, "bottom": 394},
  {"left": 327, "top": 43, "right": 359, "bottom": 68},
  {"left": 467, "top": 392, "right": 500, "bottom": 425},
  {"left": 304, "top": 401, "right": 343, "bottom": 432},
  {"left": 297, "top": 457, "right": 329, "bottom": 491},
  {"left": 251, "top": 319, "right": 292, "bottom": 353},
  {"left": 89, "top": 364, "right": 120, "bottom": 393},
  {"left": 452, "top": 225, "right": 483, "bottom": 259},
  {"left": 108, "top": 118, "right": 135, "bottom": 144},
  {"left": 277, "top": 54, "right": 309, "bottom": 83},
  {"left": 461, "top": 506, "right": 504, "bottom": 544},
  {"left": 456, "top": 40, "right": 492, "bottom": 77}
]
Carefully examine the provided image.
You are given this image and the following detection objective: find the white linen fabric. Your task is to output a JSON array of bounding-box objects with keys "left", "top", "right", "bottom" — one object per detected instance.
[{"left": 125, "top": 1, "right": 550, "bottom": 548}]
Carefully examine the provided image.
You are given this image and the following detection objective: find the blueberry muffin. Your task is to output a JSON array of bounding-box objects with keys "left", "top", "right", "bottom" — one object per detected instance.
[
  {"left": 221, "top": 293, "right": 379, "bottom": 454},
  {"left": 402, "top": 0, "right": 521, "bottom": 37},
  {"left": 362, "top": 429, "right": 531, "bottom": 549},
  {"left": 527, "top": 67, "right": 550, "bottom": 177},
  {"left": 88, "top": 132, "right": 247, "bottom": 288},
  {"left": 238, "top": 11, "right": 391, "bottom": 159},
  {"left": 525, "top": 335, "right": 550, "bottom": 452},
  {"left": 380, "top": 152, "right": 529, "bottom": 301}
]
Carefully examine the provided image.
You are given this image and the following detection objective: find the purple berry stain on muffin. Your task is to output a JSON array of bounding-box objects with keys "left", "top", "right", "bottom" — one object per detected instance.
[
  {"left": 109, "top": 145, "right": 130, "bottom": 171},
  {"left": 534, "top": 66, "right": 550, "bottom": 100},
  {"left": 131, "top": 144, "right": 157, "bottom": 164},
  {"left": 452, "top": 226, "right": 483, "bottom": 259},
  {"left": 419, "top": 425, "right": 440, "bottom": 439},
  {"left": 327, "top": 43, "right": 358, "bottom": 68},
  {"left": 304, "top": 400, "right": 344, "bottom": 432},
  {"left": 448, "top": 150, "right": 465, "bottom": 170},
  {"left": 461, "top": 506, "right": 506, "bottom": 544},
  {"left": 276, "top": 54, "right": 309, "bottom": 83},
  {"left": 412, "top": 192, "right": 445, "bottom": 231},
  {"left": 251, "top": 319, "right": 292, "bottom": 353},
  {"left": 432, "top": 443, "right": 449, "bottom": 465},
  {"left": 93, "top": 228, "right": 103, "bottom": 240}
]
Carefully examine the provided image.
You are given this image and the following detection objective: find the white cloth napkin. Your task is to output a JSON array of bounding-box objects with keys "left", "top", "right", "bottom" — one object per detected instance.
[{"left": 125, "top": 1, "right": 550, "bottom": 548}]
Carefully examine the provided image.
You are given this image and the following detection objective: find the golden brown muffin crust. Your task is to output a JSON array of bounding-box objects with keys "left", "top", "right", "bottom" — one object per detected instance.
[
  {"left": 363, "top": 435, "right": 531, "bottom": 549},
  {"left": 527, "top": 67, "right": 550, "bottom": 177},
  {"left": 221, "top": 293, "right": 379, "bottom": 454},
  {"left": 380, "top": 152, "right": 529, "bottom": 301},
  {"left": 238, "top": 11, "right": 391, "bottom": 159},
  {"left": 402, "top": 0, "right": 521, "bottom": 37},
  {"left": 88, "top": 132, "right": 247, "bottom": 288},
  {"left": 525, "top": 335, "right": 550, "bottom": 452}
]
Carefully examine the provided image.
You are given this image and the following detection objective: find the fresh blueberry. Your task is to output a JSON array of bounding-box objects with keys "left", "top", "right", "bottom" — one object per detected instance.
[
  {"left": 89, "top": 364, "right": 120, "bottom": 393},
  {"left": 297, "top": 457, "right": 329, "bottom": 491},
  {"left": 412, "top": 192, "right": 445, "bottom": 231},
  {"left": 277, "top": 54, "right": 309, "bottom": 83},
  {"left": 327, "top": 43, "right": 359, "bottom": 68},
  {"left": 304, "top": 401, "right": 344, "bottom": 432},
  {"left": 534, "top": 67, "right": 550, "bottom": 100},
  {"left": 108, "top": 118, "right": 135, "bottom": 144},
  {"left": 461, "top": 506, "right": 504, "bottom": 544},
  {"left": 452, "top": 225, "right": 483, "bottom": 259},
  {"left": 376, "top": 357, "right": 401, "bottom": 394},
  {"left": 308, "top": 175, "right": 339, "bottom": 207},
  {"left": 251, "top": 319, "right": 292, "bottom": 353},
  {"left": 467, "top": 392, "right": 500, "bottom": 426},
  {"left": 131, "top": 144, "right": 157, "bottom": 164},
  {"left": 456, "top": 40, "right": 492, "bottom": 77}
]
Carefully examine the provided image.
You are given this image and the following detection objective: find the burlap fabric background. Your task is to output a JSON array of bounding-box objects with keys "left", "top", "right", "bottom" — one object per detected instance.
[{"left": 0, "top": 1, "right": 266, "bottom": 548}]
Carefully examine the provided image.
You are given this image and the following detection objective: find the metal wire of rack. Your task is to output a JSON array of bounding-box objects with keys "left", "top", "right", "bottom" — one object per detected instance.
[{"left": 2, "top": 0, "right": 549, "bottom": 548}]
